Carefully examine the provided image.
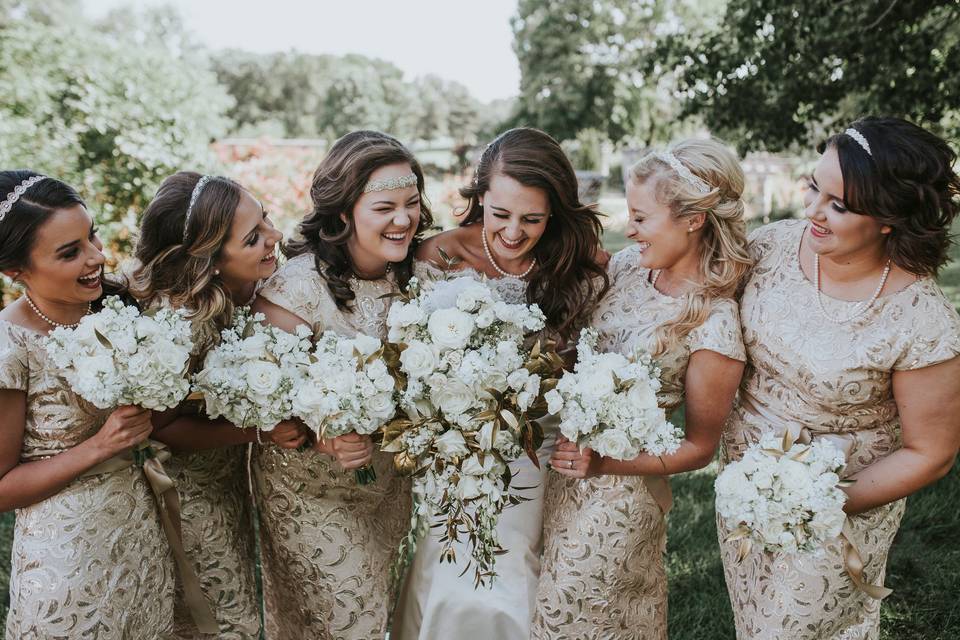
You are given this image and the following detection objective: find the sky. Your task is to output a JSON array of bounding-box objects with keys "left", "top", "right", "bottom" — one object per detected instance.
[{"left": 82, "top": 0, "right": 522, "bottom": 103}]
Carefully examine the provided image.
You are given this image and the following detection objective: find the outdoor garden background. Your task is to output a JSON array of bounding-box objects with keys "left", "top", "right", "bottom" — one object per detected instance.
[{"left": 1, "top": 1, "right": 958, "bottom": 638}]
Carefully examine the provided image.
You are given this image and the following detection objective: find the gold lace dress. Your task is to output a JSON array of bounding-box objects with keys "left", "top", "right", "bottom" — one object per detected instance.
[
  {"left": 532, "top": 244, "right": 746, "bottom": 640},
  {"left": 164, "top": 319, "right": 259, "bottom": 640},
  {"left": 250, "top": 253, "right": 412, "bottom": 640},
  {"left": 1, "top": 319, "right": 176, "bottom": 639},
  {"left": 719, "top": 220, "right": 960, "bottom": 640}
]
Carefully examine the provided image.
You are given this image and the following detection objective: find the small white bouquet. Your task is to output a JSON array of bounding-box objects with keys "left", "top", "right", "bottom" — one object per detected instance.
[
  {"left": 292, "top": 330, "right": 400, "bottom": 484},
  {"left": 545, "top": 328, "right": 681, "bottom": 460},
  {"left": 715, "top": 432, "right": 849, "bottom": 560},
  {"left": 382, "top": 273, "right": 561, "bottom": 586},
  {"left": 192, "top": 308, "right": 312, "bottom": 431},
  {"left": 46, "top": 295, "right": 193, "bottom": 411}
]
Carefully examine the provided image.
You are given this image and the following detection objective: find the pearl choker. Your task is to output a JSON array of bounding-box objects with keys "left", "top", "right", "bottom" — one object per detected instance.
[
  {"left": 481, "top": 226, "right": 536, "bottom": 279},
  {"left": 814, "top": 253, "right": 891, "bottom": 324},
  {"left": 24, "top": 293, "right": 91, "bottom": 330}
]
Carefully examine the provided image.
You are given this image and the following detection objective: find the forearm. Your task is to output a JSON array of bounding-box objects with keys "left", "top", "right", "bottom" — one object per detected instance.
[
  {"left": 843, "top": 446, "right": 956, "bottom": 515},
  {"left": 597, "top": 437, "right": 716, "bottom": 477},
  {"left": 152, "top": 415, "right": 256, "bottom": 452},
  {"left": 0, "top": 441, "right": 109, "bottom": 511}
]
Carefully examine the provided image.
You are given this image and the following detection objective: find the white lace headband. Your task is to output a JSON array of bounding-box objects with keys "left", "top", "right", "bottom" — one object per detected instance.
[
  {"left": 0, "top": 175, "right": 46, "bottom": 223},
  {"left": 844, "top": 127, "right": 872, "bottom": 156},
  {"left": 363, "top": 173, "right": 418, "bottom": 193},
  {"left": 654, "top": 152, "right": 711, "bottom": 194},
  {"left": 183, "top": 175, "right": 212, "bottom": 240}
]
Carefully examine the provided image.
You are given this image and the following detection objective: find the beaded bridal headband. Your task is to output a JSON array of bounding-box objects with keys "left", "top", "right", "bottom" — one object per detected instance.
[
  {"left": 183, "top": 175, "right": 212, "bottom": 240},
  {"left": 0, "top": 175, "right": 47, "bottom": 223},
  {"left": 363, "top": 173, "right": 418, "bottom": 193},
  {"left": 655, "top": 151, "right": 711, "bottom": 194},
  {"left": 844, "top": 127, "right": 873, "bottom": 156}
]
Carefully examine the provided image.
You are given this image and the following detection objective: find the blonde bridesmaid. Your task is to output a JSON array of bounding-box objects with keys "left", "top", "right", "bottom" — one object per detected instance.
[
  {"left": 718, "top": 117, "right": 960, "bottom": 639},
  {"left": 533, "top": 139, "right": 752, "bottom": 640},
  {"left": 0, "top": 171, "right": 176, "bottom": 638},
  {"left": 249, "top": 131, "right": 429, "bottom": 639},
  {"left": 130, "top": 172, "right": 301, "bottom": 639}
]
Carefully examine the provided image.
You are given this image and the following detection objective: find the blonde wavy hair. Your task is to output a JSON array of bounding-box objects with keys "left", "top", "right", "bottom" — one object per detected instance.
[
  {"left": 130, "top": 172, "right": 243, "bottom": 353},
  {"left": 630, "top": 138, "right": 752, "bottom": 356}
]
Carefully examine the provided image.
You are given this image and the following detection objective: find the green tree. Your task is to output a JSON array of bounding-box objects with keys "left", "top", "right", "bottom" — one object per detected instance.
[
  {"left": 0, "top": 5, "right": 232, "bottom": 252},
  {"left": 673, "top": 1, "right": 960, "bottom": 152}
]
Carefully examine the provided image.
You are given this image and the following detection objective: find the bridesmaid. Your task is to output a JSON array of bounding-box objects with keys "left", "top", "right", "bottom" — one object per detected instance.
[
  {"left": 393, "top": 127, "right": 609, "bottom": 640},
  {"left": 249, "top": 130, "right": 430, "bottom": 639},
  {"left": 718, "top": 117, "right": 960, "bottom": 639},
  {"left": 130, "top": 172, "right": 303, "bottom": 639},
  {"left": 532, "top": 138, "right": 752, "bottom": 640},
  {"left": 0, "top": 171, "right": 176, "bottom": 638}
]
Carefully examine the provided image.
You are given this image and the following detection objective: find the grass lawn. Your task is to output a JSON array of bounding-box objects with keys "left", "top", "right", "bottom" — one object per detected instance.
[{"left": 2, "top": 219, "right": 958, "bottom": 636}]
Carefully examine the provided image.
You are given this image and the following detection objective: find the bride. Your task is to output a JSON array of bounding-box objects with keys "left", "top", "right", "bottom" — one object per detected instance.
[{"left": 392, "top": 127, "right": 609, "bottom": 639}]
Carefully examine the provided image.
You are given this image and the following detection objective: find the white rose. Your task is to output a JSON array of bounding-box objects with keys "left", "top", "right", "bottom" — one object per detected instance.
[
  {"left": 240, "top": 332, "right": 271, "bottom": 359},
  {"left": 364, "top": 392, "right": 396, "bottom": 420},
  {"left": 545, "top": 389, "right": 564, "bottom": 415},
  {"left": 155, "top": 345, "right": 190, "bottom": 373},
  {"left": 431, "top": 380, "right": 474, "bottom": 416},
  {"left": 581, "top": 370, "right": 616, "bottom": 401},
  {"left": 352, "top": 334, "right": 381, "bottom": 357},
  {"left": 591, "top": 429, "right": 637, "bottom": 460},
  {"left": 427, "top": 308, "right": 475, "bottom": 350},
  {"left": 626, "top": 380, "right": 658, "bottom": 409},
  {"left": 245, "top": 360, "right": 282, "bottom": 396},
  {"left": 400, "top": 340, "right": 438, "bottom": 379},
  {"left": 434, "top": 430, "right": 470, "bottom": 459},
  {"left": 456, "top": 474, "right": 482, "bottom": 500}
]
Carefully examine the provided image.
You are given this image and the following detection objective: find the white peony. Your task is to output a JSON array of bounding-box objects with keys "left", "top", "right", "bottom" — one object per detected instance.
[
  {"left": 427, "top": 308, "right": 475, "bottom": 350},
  {"left": 400, "top": 340, "right": 438, "bottom": 379}
]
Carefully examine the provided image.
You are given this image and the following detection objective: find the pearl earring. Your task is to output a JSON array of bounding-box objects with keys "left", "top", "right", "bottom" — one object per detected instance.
[{"left": 213, "top": 269, "right": 220, "bottom": 276}]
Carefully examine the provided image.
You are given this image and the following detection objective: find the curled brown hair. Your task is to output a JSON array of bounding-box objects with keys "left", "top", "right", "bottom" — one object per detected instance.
[
  {"left": 460, "top": 128, "right": 609, "bottom": 339},
  {"left": 131, "top": 172, "right": 243, "bottom": 341},
  {"left": 818, "top": 116, "right": 960, "bottom": 276},
  {"left": 284, "top": 130, "right": 433, "bottom": 310}
]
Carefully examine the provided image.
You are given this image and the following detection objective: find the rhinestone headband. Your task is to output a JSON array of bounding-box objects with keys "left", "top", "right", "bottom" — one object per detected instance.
[
  {"left": 0, "top": 175, "right": 46, "bottom": 224},
  {"left": 844, "top": 127, "right": 872, "bottom": 156},
  {"left": 363, "top": 173, "right": 418, "bottom": 194},
  {"left": 655, "top": 152, "right": 711, "bottom": 194},
  {"left": 183, "top": 175, "right": 212, "bottom": 240}
]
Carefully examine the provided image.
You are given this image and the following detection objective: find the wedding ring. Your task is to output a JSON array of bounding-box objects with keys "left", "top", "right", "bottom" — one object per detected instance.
[{"left": 568, "top": 460, "right": 574, "bottom": 469}]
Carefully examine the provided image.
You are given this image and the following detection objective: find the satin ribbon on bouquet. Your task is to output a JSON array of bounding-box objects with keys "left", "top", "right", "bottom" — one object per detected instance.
[
  {"left": 776, "top": 424, "right": 892, "bottom": 600},
  {"left": 80, "top": 441, "right": 220, "bottom": 632}
]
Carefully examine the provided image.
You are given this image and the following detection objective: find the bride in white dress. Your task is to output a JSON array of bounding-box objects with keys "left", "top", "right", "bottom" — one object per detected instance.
[{"left": 392, "top": 127, "right": 609, "bottom": 639}]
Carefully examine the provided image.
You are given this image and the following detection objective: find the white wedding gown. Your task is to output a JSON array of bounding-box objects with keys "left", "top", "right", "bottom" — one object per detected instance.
[{"left": 391, "top": 262, "right": 557, "bottom": 640}]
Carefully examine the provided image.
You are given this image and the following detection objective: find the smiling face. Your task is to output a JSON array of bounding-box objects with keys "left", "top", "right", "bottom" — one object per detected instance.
[
  {"left": 13, "top": 204, "right": 106, "bottom": 305},
  {"left": 215, "top": 189, "right": 283, "bottom": 292},
  {"left": 803, "top": 145, "right": 891, "bottom": 259},
  {"left": 479, "top": 172, "right": 550, "bottom": 263},
  {"left": 346, "top": 162, "right": 421, "bottom": 276},
  {"left": 624, "top": 177, "right": 702, "bottom": 270}
]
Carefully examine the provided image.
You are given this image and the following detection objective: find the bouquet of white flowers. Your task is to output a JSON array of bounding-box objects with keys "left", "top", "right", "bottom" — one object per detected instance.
[
  {"left": 292, "top": 330, "right": 400, "bottom": 484},
  {"left": 715, "top": 432, "right": 849, "bottom": 560},
  {"left": 192, "top": 308, "right": 312, "bottom": 431},
  {"left": 382, "top": 274, "right": 561, "bottom": 587},
  {"left": 46, "top": 295, "right": 193, "bottom": 412},
  {"left": 544, "top": 328, "right": 681, "bottom": 460}
]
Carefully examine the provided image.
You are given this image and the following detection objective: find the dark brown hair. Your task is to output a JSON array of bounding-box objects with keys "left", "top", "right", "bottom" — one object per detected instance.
[
  {"left": 818, "top": 116, "right": 960, "bottom": 276},
  {"left": 285, "top": 130, "right": 433, "bottom": 309},
  {"left": 0, "top": 170, "right": 126, "bottom": 308},
  {"left": 460, "top": 128, "right": 609, "bottom": 339},
  {"left": 132, "top": 172, "right": 244, "bottom": 336}
]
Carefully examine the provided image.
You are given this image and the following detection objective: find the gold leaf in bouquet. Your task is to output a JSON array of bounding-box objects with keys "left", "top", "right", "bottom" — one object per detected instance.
[
  {"left": 723, "top": 525, "right": 751, "bottom": 543},
  {"left": 789, "top": 446, "right": 812, "bottom": 462},
  {"left": 94, "top": 327, "right": 114, "bottom": 350},
  {"left": 499, "top": 409, "right": 519, "bottom": 429},
  {"left": 736, "top": 537, "right": 753, "bottom": 563},
  {"left": 393, "top": 450, "right": 419, "bottom": 475}
]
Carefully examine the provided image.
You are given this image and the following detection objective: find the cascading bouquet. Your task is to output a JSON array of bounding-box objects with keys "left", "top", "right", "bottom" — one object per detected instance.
[
  {"left": 381, "top": 272, "right": 562, "bottom": 587},
  {"left": 192, "top": 308, "right": 312, "bottom": 431},
  {"left": 45, "top": 295, "right": 194, "bottom": 464},
  {"left": 544, "top": 328, "right": 681, "bottom": 460},
  {"left": 291, "top": 330, "right": 400, "bottom": 484},
  {"left": 715, "top": 432, "right": 849, "bottom": 561}
]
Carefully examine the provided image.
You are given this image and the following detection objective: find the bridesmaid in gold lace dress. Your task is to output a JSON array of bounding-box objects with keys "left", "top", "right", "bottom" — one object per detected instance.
[
  {"left": 532, "top": 139, "right": 753, "bottom": 640},
  {"left": 0, "top": 172, "right": 175, "bottom": 638},
  {"left": 249, "top": 131, "right": 430, "bottom": 639},
  {"left": 719, "top": 117, "right": 960, "bottom": 640},
  {"left": 129, "top": 172, "right": 301, "bottom": 639}
]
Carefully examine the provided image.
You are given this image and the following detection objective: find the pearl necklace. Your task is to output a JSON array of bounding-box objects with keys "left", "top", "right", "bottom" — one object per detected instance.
[
  {"left": 814, "top": 253, "right": 891, "bottom": 324},
  {"left": 24, "top": 293, "right": 90, "bottom": 329},
  {"left": 481, "top": 227, "right": 536, "bottom": 279}
]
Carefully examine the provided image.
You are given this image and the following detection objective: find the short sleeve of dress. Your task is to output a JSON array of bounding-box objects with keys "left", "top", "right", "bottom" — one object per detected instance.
[
  {"left": 0, "top": 321, "right": 29, "bottom": 392},
  {"left": 257, "top": 253, "right": 336, "bottom": 331},
  {"left": 747, "top": 219, "right": 802, "bottom": 264},
  {"left": 687, "top": 299, "right": 746, "bottom": 362},
  {"left": 892, "top": 281, "right": 960, "bottom": 370},
  {"left": 607, "top": 244, "right": 642, "bottom": 285}
]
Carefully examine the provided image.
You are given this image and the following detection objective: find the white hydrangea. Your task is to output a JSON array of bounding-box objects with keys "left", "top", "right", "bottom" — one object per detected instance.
[
  {"left": 46, "top": 296, "right": 194, "bottom": 411},
  {"left": 192, "top": 308, "right": 312, "bottom": 430},
  {"left": 550, "top": 328, "right": 681, "bottom": 460},
  {"left": 715, "top": 433, "right": 848, "bottom": 555}
]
